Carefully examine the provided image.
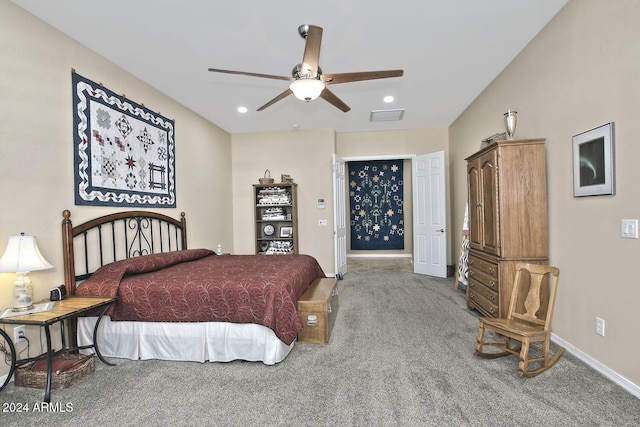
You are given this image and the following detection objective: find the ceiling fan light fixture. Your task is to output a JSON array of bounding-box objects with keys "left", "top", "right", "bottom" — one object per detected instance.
[
  {"left": 289, "top": 78, "right": 325, "bottom": 102},
  {"left": 208, "top": 25, "right": 403, "bottom": 112}
]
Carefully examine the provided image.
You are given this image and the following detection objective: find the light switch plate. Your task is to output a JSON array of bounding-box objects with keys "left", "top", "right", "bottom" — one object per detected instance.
[
  {"left": 621, "top": 219, "right": 638, "bottom": 239},
  {"left": 595, "top": 317, "right": 605, "bottom": 337}
]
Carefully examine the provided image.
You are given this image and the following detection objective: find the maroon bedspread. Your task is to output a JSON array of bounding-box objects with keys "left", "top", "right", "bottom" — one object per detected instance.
[{"left": 76, "top": 249, "right": 326, "bottom": 344}]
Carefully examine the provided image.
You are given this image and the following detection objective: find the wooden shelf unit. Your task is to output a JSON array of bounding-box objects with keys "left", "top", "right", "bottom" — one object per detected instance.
[{"left": 254, "top": 183, "right": 298, "bottom": 255}]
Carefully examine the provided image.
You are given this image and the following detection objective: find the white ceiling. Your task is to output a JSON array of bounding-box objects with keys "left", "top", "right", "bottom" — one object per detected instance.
[{"left": 13, "top": 0, "right": 568, "bottom": 134}]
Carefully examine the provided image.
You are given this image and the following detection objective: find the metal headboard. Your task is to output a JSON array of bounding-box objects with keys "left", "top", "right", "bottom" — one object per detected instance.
[{"left": 61, "top": 210, "right": 187, "bottom": 294}]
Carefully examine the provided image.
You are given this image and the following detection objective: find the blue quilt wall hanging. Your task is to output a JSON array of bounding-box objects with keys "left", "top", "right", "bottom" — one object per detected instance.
[
  {"left": 349, "top": 160, "right": 404, "bottom": 250},
  {"left": 72, "top": 71, "right": 176, "bottom": 207}
]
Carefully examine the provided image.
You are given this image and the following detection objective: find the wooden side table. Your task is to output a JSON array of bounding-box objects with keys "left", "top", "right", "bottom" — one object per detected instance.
[{"left": 0, "top": 296, "right": 116, "bottom": 402}]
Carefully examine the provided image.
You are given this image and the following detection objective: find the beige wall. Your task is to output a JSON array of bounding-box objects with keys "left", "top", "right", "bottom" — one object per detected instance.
[
  {"left": 450, "top": 0, "right": 640, "bottom": 387},
  {"left": 0, "top": 1, "right": 232, "bottom": 376},
  {"left": 231, "top": 129, "right": 336, "bottom": 272},
  {"left": 336, "top": 129, "right": 449, "bottom": 158}
]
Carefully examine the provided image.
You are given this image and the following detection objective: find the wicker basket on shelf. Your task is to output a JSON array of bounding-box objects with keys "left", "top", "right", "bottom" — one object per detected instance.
[
  {"left": 15, "top": 353, "right": 95, "bottom": 390},
  {"left": 258, "top": 169, "right": 275, "bottom": 185}
]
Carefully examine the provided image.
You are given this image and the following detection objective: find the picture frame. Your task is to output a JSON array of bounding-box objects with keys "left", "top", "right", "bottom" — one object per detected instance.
[
  {"left": 572, "top": 122, "right": 615, "bottom": 197},
  {"left": 280, "top": 226, "right": 293, "bottom": 238}
]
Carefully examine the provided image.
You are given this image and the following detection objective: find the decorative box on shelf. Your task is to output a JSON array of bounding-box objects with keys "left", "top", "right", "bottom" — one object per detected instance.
[
  {"left": 257, "top": 187, "right": 292, "bottom": 205},
  {"left": 265, "top": 240, "right": 294, "bottom": 255}
]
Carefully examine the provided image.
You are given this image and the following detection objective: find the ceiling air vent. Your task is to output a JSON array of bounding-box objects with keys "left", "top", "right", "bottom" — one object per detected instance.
[{"left": 370, "top": 109, "right": 405, "bottom": 122}]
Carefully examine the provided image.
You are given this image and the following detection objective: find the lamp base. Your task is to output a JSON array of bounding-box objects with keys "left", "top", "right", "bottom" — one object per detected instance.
[
  {"left": 12, "top": 272, "right": 34, "bottom": 312},
  {"left": 12, "top": 304, "right": 34, "bottom": 313}
]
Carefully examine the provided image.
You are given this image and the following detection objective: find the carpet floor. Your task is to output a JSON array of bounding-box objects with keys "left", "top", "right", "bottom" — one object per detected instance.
[{"left": 1, "top": 271, "right": 639, "bottom": 426}]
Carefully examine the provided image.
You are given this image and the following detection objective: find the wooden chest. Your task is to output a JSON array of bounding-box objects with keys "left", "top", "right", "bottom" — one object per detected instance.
[{"left": 297, "top": 278, "right": 339, "bottom": 344}]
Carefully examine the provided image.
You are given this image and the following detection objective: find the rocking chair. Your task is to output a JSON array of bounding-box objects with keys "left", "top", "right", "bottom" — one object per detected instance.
[{"left": 474, "top": 263, "right": 564, "bottom": 377}]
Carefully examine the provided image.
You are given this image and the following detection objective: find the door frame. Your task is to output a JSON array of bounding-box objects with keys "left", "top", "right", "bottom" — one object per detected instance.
[
  {"left": 335, "top": 154, "right": 421, "bottom": 274},
  {"left": 333, "top": 154, "right": 347, "bottom": 279}
]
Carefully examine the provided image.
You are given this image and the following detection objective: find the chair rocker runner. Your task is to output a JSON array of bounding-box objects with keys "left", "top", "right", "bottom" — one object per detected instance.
[{"left": 474, "top": 263, "right": 565, "bottom": 377}]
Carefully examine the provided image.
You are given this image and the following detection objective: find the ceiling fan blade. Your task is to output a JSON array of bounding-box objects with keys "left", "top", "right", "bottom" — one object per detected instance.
[
  {"left": 208, "top": 68, "right": 293, "bottom": 81},
  {"left": 320, "top": 88, "right": 350, "bottom": 112},
  {"left": 300, "top": 25, "right": 323, "bottom": 77},
  {"left": 322, "top": 70, "right": 404, "bottom": 85},
  {"left": 256, "top": 89, "right": 293, "bottom": 111}
]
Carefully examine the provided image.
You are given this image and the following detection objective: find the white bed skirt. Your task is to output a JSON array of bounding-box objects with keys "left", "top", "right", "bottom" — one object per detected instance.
[{"left": 77, "top": 317, "right": 295, "bottom": 365}]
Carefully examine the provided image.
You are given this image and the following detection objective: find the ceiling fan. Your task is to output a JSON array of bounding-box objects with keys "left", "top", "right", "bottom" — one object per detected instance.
[{"left": 208, "top": 25, "right": 404, "bottom": 112}]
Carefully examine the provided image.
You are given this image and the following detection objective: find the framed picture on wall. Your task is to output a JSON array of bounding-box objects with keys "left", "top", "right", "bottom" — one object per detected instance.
[{"left": 572, "top": 122, "right": 615, "bottom": 197}]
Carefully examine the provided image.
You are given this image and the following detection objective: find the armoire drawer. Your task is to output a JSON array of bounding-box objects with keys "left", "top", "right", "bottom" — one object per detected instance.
[
  {"left": 468, "top": 268, "right": 498, "bottom": 291},
  {"left": 468, "top": 255, "right": 498, "bottom": 279},
  {"left": 467, "top": 251, "right": 500, "bottom": 318},
  {"left": 467, "top": 279, "right": 498, "bottom": 305},
  {"left": 468, "top": 288, "right": 498, "bottom": 317}
]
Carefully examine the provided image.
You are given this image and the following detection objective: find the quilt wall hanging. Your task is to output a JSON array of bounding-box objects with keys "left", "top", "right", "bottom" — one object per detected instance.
[
  {"left": 349, "top": 160, "right": 404, "bottom": 250},
  {"left": 72, "top": 71, "right": 176, "bottom": 207}
]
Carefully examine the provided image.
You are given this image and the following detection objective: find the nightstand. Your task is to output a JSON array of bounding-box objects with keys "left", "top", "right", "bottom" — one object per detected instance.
[{"left": 0, "top": 296, "right": 116, "bottom": 402}]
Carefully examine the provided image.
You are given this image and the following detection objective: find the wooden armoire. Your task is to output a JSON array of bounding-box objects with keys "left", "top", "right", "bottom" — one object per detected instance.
[{"left": 465, "top": 138, "right": 549, "bottom": 318}]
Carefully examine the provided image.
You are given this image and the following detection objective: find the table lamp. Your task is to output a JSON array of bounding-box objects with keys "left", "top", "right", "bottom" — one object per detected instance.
[{"left": 0, "top": 233, "right": 53, "bottom": 312}]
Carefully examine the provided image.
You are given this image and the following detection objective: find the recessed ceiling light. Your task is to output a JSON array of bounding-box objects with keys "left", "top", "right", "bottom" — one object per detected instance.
[
  {"left": 237, "top": 106, "right": 248, "bottom": 113},
  {"left": 383, "top": 96, "right": 395, "bottom": 103}
]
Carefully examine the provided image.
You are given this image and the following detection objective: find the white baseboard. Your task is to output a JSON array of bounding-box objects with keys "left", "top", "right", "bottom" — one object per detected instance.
[{"left": 552, "top": 333, "right": 640, "bottom": 399}]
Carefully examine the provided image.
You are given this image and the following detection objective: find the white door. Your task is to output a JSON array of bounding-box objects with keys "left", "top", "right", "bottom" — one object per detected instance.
[
  {"left": 413, "top": 151, "right": 447, "bottom": 277},
  {"left": 333, "top": 154, "right": 347, "bottom": 279}
]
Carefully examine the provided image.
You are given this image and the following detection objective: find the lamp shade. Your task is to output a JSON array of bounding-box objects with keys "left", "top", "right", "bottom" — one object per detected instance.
[
  {"left": 0, "top": 234, "right": 53, "bottom": 273},
  {"left": 289, "top": 78, "right": 325, "bottom": 101}
]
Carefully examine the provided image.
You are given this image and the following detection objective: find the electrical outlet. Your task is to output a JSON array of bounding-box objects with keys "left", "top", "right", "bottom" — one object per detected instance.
[
  {"left": 13, "top": 325, "right": 26, "bottom": 342},
  {"left": 595, "top": 317, "right": 605, "bottom": 337}
]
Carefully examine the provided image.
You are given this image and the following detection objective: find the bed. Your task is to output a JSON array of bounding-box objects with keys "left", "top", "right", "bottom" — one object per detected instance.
[{"left": 61, "top": 210, "right": 326, "bottom": 365}]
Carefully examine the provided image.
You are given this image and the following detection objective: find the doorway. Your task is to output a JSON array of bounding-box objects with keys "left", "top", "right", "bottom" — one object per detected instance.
[{"left": 334, "top": 152, "right": 447, "bottom": 277}]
